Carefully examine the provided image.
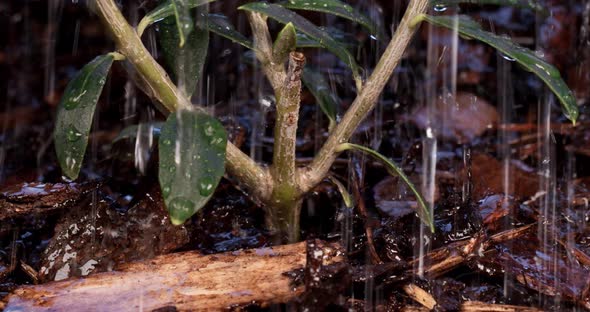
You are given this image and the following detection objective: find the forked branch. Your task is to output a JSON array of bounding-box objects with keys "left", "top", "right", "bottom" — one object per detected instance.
[{"left": 300, "top": 0, "right": 430, "bottom": 192}]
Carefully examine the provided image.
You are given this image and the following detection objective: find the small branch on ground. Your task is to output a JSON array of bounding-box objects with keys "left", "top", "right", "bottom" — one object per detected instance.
[{"left": 403, "top": 283, "right": 437, "bottom": 310}]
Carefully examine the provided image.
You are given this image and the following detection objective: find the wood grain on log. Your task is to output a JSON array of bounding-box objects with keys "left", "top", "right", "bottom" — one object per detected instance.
[{"left": 3, "top": 241, "right": 343, "bottom": 311}]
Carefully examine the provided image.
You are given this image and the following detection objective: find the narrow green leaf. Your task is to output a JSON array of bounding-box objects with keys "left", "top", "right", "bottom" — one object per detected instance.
[
  {"left": 336, "top": 143, "right": 435, "bottom": 233},
  {"left": 207, "top": 14, "right": 254, "bottom": 49},
  {"left": 273, "top": 22, "right": 297, "bottom": 64},
  {"left": 138, "top": 0, "right": 215, "bottom": 37},
  {"left": 279, "top": 0, "right": 377, "bottom": 36},
  {"left": 113, "top": 122, "right": 164, "bottom": 144},
  {"left": 430, "top": 0, "right": 544, "bottom": 12},
  {"left": 302, "top": 66, "right": 338, "bottom": 130},
  {"left": 296, "top": 27, "right": 357, "bottom": 50},
  {"left": 158, "top": 110, "right": 227, "bottom": 225},
  {"left": 54, "top": 54, "right": 115, "bottom": 180},
  {"left": 327, "top": 176, "right": 354, "bottom": 208},
  {"left": 158, "top": 11, "right": 209, "bottom": 97},
  {"left": 239, "top": 2, "right": 362, "bottom": 90},
  {"left": 418, "top": 15, "right": 579, "bottom": 124}
]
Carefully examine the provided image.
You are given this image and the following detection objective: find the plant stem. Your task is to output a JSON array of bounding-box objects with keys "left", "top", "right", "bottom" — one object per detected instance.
[
  {"left": 300, "top": 0, "right": 430, "bottom": 192},
  {"left": 93, "top": 0, "right": 272, "bottom": 202},
  {"left": 272, "top": 52, "right": 304, "bottom": 191},
  {"left": 268, "top": 52, "right": 305, "bottom": 243},
  {"left": 244, "top": 11, "right": 305, "bottom": 242},
  {"left": 93, "top": 0, "right": 190, "bottom": 113},
  {"left": 246, "top": 11, "right": 286, "bottom": 92},
  {"left": 265, "top": 198, "right": 302, "bottom": 243}
]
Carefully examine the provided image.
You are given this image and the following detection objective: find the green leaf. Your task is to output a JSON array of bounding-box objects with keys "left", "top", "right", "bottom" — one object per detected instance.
[
  {"left": 239, "top": 2, "right": 362, "bottom": 90},
  {"left": 171, "top": 0, "right": 194, "bottom": 47},
  {"left": 336, "top": 143, "right": 435, "bottom": 233},
  {"left": 279, "top": 0, "right": 377, "bottom": 36},
  {"left": 112, "top": 122, "right": 164, "bottom": 144},
  {"left": 137, "top": 0, "right": 215, "bottom": 37},
  {"left": 302, "top": 66, "right": 338, "bottom": 130},
  {"left": 207, "top": 14, "right": 254, "bottom": 49},
  {"left": 327, "top": 176, "right": 353, "bottom": 208},
  {"left": 273, "top": 22, "right": 297, "bottom": 64},
  {"left": 430, "top": 0, "right": 544, "bottom": 12},
  {"left": 158, "top": 12, "right": 209, "bottom": 97},
  {"left": 296, "top": 27, "right": 357, "bottom": 50},
  {"left": 417, "top": 15, "right": 579, "bottom": 124},
  {"left": 54, "top": 54, "right": 116, "bottom": 180},
  {"left": 158, "top": 109, "right": 227, "bottom": 225}
]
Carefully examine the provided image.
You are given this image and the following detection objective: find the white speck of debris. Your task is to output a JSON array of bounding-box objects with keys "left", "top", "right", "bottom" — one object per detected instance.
[
  {"left": 48, "top": 249, "right": 60, "bottom": 262},
  {"left": 108, "top": 229, "right": 119, "bottom": 238},
  {"left": 69, "top": 223, "right": 80, "bottom": 234},
  {"left": 83, "top": 225, "right": 96, "bottom": 236},
  {"left": 54, "top": 263, "right": 71, "bottom": 281},
  {"left": 79, "top": 259, "right": 98, "bottom": 276},
  {"left": 523, "top": 191, "right": 547, "bottom": 205},
  {"left": 62, "top": 245, "right": 77, "bottom": 262}
]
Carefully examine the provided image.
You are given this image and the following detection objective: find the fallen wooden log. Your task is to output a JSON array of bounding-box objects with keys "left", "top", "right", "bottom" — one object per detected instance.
[{"left": 2, "top": 241, "right": 343, "bottom": 311}]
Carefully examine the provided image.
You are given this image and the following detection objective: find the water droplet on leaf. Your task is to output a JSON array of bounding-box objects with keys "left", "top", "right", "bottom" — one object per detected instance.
[
  {"left": 66, "top": 125, "right": 83, "bottom": 142},
  {"left": 199, "top": 176, "right": 215, "bottom": 196},
  {"left": 168, "top": 197, "right": 195, "bottom": 225},
  {"left": 162, "top": 186, "right": 171, "bottom": 198},
  {"left": 501, "top": 54, "right": 516, "bottom": 62}
]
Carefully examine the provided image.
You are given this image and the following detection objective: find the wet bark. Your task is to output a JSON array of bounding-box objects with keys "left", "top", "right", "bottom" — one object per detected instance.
[{"left": 2, "top": 241, "right": 343, "bottom": 311}]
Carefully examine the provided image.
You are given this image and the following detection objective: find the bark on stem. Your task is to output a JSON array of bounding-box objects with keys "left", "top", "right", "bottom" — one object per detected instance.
[
  {"left": 92, "top": 0, "right": 272, "bottom": 202},
  {"left": 272, "top": 52, "right": 305, "bottom": 189},
  {"left": 299, "top": 0, "right": 429, "bottom": 192},
  {"left": 267, "top": 52, "right": 305, "bottom": 243},
  {"left": 246, "top": 12, "right": 286, "bottom": 92}
]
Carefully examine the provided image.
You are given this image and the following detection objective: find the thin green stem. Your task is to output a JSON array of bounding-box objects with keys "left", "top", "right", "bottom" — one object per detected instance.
[{"left": 93, "top": 0, "right": 190, "bottom": 113}]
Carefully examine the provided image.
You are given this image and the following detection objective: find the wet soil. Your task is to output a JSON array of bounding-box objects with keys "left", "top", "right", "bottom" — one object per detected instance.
[{"left": 1, "top": 0, "right": 590, "bottom": 311}]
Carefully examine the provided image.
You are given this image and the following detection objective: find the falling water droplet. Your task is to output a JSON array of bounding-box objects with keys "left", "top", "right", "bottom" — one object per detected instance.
[
  {"left": 433, "top": 4, "right": 447, "bottom": 12},
  {"left": 66, "top": 125, "right": 83, "bottom": 142}
]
